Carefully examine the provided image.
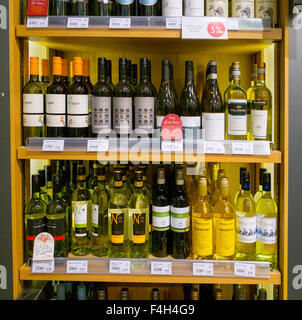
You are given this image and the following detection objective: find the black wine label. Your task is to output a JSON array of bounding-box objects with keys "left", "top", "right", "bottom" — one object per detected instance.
[
  {"left": 46, "top": 217, "right": 66, "bottom": 241},
  {"left": 110, "top": 210, "right": 125, "bottom": 245},
  {"left": 132, "top": 212, "right": 146, "bottom": 244},
  {"left": 26, "top": 218, "right": 45, "bottom": 241}
]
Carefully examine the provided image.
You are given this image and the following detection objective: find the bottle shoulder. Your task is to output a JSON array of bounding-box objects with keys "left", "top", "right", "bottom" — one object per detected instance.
[
  {"left": 47, "top": 82, "right": 67, "bottom": 95},
  {"left": 24, "top": 81, "right": 44, "bottom": 94},
  {"left": 113, "top": 82, "right": 133, "bottom": 96},
  {"left": 67, "top": 82, "right": 89, "bottom": 95},
  {"left": 93, "top": 82, "right": 112, "bottom": 96},
  {"left": 25, "top": 198, "right": 47, "bottom": 213}
]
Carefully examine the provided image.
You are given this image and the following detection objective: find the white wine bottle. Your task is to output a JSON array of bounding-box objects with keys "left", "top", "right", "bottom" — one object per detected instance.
[
  {"left": 162, "top": 0, "right": 183, "bottom": 16},
  {"left": 231, "top": 0, "right": 254, "bottom": 18},
  {"left": 206, "top": 0, "right": 228, "bottom": 17},
  {"left": 255, "top": 0, "right": 277, "bottom": 27}
]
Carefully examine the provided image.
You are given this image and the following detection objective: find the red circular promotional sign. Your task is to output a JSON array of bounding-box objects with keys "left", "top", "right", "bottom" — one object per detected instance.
[{"left": 207, "top": 22, "right": 226, "bottom": 38}]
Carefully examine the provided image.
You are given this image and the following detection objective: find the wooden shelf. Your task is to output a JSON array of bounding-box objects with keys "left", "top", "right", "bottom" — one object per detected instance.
[{"left": 19, "top": 263, "right": 281, "bottom": 285}]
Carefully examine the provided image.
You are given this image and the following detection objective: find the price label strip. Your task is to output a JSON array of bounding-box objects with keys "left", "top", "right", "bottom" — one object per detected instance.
[
  {"left": 27, "top": 17, "right": 49, "bottom": 28},
  {"left": 166, "top": 17, "right": 182, "bottom": 29},
  {"left": 67, "top": 17, "right": 89, "bottom": 29},
  {"left": 109, "top": 260, "right": 131, "bottom": 274},
  {"left": 232, "top": 142, "right": 253, "bottom": 155},
  {"left": 32, "top": 260, "right": 54, "bottom": 274},
  {"left": 193, "top": 262, "right": 214, "bottom": 276},
  {"left": 234, "top": 263, "right": 256, "bottom": 278},
  {"left": 66, "top": 260, "right": 88, "bottom": 274},
  {"left": 205, "top": 142, "right": 225, "bottom": 154},
  {"left": 109, "top": 18, "right": 131, "bottom": 29},
  {"left": 151, "top": 261, "right": 172, "bottom": 275},
  {"left": 87, "top": 139, "right": 109, "bottom": 152},
  {"left": 42, "top": 140, "right": 65, "bottom": 152}
]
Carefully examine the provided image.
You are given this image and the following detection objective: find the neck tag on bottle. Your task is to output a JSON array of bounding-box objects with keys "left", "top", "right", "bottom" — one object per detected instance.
[
  {"left": 161, "top": 114, "right": 183, "bottom": 153},
  {"left": 26, "top": 0, "right": 49, "bottom": 16}
]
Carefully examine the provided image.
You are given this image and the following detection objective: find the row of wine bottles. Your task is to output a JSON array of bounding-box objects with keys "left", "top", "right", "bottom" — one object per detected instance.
[
  {"left": 45, "top": 0, "right": 277, "bottom": 26},
  {"left": 25, "top": 161, "right": 277, "bottom": 269},
  {"left": 23, "top": 56, "right": 272, "bottom": 144}
]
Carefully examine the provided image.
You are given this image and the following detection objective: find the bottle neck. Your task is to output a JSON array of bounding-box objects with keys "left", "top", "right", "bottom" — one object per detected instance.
[
  {"left": 77, "top": 179, "right": 86, "bottom": 188},
  {"left": 74, "top": 74, "right": 84, "bottom": 83},
  {"left": 232, "top": 78, "right": 241, "bottom": 86},
  {"left": 53, "top": 74, "right": 62, "bottom": 83},
  {"left": 262, "top": 190, "right": 272, "bottom": 198},
  {"left": 53, "top": 189, "right": 62, "bottom": 199},
  {"left": 33, "top": 190, "right": 41, "bottom": 199},
  {"left": 97, "top": 179, "right": 105, "bottom": 187},
  {"left": 98, "top": 65, "right": 106, "bottom": 82},
  {"left": 140, "top": 64, "right": 148, "bottom": 84},
  {"left": 30, "top": 74, "right": 40, "bottom": 82},
  {"left": 119, "top": 64, "right": 127, "bottom": 83},
  {"left": 41, "top": 76, "right": 49, "bottom": 82}
]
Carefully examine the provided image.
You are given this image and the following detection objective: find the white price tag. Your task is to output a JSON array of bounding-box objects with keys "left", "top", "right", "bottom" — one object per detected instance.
[
  {"left": 227, "top": 18, "right": 240, "bottom": 30},
  {"left": 232, "top": 142, "right": 253, "bottom": 155},
  {"left": 66, "top": 260, "right": 88, "bottom": 274},
  {"left": 27, "top": 17, "right": 49, "bottom": 28},
  {"left": 161, "top": 140, "right": 183, "bottom": 153},
  {"left": 193, "top": 262, "right": 214, "bottom": 276},
  {"left": 67, "top": 17, "right": 89, "bottom": 29},
  {"left": 32, "top": 260, "right": 54, "bottom": 274},
  {"left": 166, "top": 17, "right": 182, "bottom": 29},
  {"left": 151, "top": 262, "right": 172, "bottom": 275},
  {"left": 42, "top": 140, "right": 65, "bottom": 152},
  {"left": 109, "top": 260, "right": 131, "bottom": 274},
  {"left": 109, "top": 18, "right": 131, "bottom": 29},
  {"left": 205, "top": 142, "right": 225, "bottom": 154},
  {"left": 182, "top": 17, "right": 228, "bottom": 40},
  {"left": 234, "top": 263, "right": 256, "bottom": 277},
  {"left": 87, "top": 139, "right": 109, "bottom": 152}
]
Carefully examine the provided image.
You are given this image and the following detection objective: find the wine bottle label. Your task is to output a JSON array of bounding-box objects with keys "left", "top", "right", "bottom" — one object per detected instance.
[
  {"left": 92, "top": 204, "right": 99, "bottom": 236},
  {"left": 192, "top": 217, "right": 213, "bottom": 256},
  {"left": 236, "top": 214, "right": 256, "bottom": 244},
  {"left": 152, "top": 205, "right": 170, "bottom": 231},
  {"left": 46, "top": 216, "right": 66, "bottom": 241},
  {"left": 92, "top": 96, "right": 112, "bottom": 133},
  {"left": 134, "top": 97, "right": 155, "bottom": 133},
  {"left": 184, "top": 0, "right": 204, "bottom": 16},
  {"left": 202, "top": 113, "right": 225, "bottom": 141},
  {"left": 25, "top": 216, "right": 45, "bottom": 241},
  {"left": 206, "top": 0, "right": 228, "bottom": 17},
  {"left": 231, "top": 0, "right": 254, "bottom": 18},
  {"left": 256, "top": 216, "right": 277, "bottom": 244},
  {"left": 72, "top": 201, "right": 89, "bottom": 237},
  {"left": 252, "top": 109, "right": 268, "bottom": 139},
  {"left": 130, "top": 209, "right": 148, "bottom": 245},
  {"left": 162, "top": 0, "right": 183, "bottom": 16},
  {"left": 23, "top": 114, "right": 44, "bottom": 127},
  {"left": 181, "top": 116, "right": 201, "bottom": 128},
  {"left": 46, "top": 94, "right": 66, "bottom": 114},
  {"left": 67, "top": 94, "right": 89, "bottom": 115},
  {"left": 228, "top": 99, "right": 247, "bottom": 136},
  {"left": 113, "top": 97, "right": 133, "bottom": 134},
  {"left": 109, "top": 209, "right": 127, "bottom": 245},
  {"left": 215, "top": 218, "right": 235, "bottom": 256},
  {"left": 67, "top": 115, "right": 89, "bottom": 128},
  {"left": 139, "top": 0, "right": 158, "bottom": 5},
  {"left": 255, "top": 0, "right": 277, "bottom": 25},
  {"left": 116, "top": 0, "right": 134, "bottom": 5},
  {"left": 156, "top": 115, "right": 165, "bottom": 129},
  {"left": 46, "top": 114, "right": 66, "bottom": 128},
  {"left": 171, "top": 206, "right": 190, "bottom": 232},
  {"left": 23, "top": 94, "right": 44, "bottom": 114}
]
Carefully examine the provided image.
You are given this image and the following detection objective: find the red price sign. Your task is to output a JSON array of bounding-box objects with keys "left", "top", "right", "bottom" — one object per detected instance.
[
  {"left": 207, "top": 22, "right": 226, "bottom": 38},
  {"left": 27, "top": 0, "right": 49, "bottom": 16}
]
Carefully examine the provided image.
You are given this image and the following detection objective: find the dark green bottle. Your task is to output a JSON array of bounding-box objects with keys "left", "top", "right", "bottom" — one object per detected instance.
[
  {"left": 38, "top": 169, "right": 51, "bottom": 205},
  {"left": 180, "top": 61, "right": 201, "bottom": 139},
  {"left": 49, "top": 0, "right": 70, "bottom": 16},
  {"left": 131, "top": 64, "right": 138, "bottom": 87},
  {"left": 114, "top": 0, "right": 135, "bottom": 16},
  {"left": 90, "top": 0, "right": 113, "bottom": 15},
  {"left": 70, "top": 0, "right": 89, "bottom": 15},
  {"left": 46, "top": 175, "right": 68, "bottom": 257},
  {"left": 88, "top": 161, "right": 98, "bottom": 195},
  {"left": 106, "top": 59, "right": 114, "bottom": 90},
  {"left": 139, "top": 0, "right": 160, "bottom": 16},
  {"left": 171, "top": 166, "right": 190, "bottom": 259}
]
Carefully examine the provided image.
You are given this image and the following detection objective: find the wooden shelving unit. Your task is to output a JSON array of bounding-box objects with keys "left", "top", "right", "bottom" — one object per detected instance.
[{"left": 9, "top": 1, "right": 289, "bottom": 300}]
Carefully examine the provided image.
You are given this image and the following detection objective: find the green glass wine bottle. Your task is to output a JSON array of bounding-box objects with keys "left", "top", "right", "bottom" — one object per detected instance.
[
  {"left": 139, "top": 0, "right": 160, "bottom": 16},
  {"left": 114, "top": 0, "right": 135, "bottom": 16},
  {"left": 106, "top": 59, "right": 114, "bottom": 90},
  {"left": 88, "top": 161, "right": 98, "bottom": 195},
  {"left": 90, "top": 0, "right": 113, "bottom": 15},
  {"left": 38, "top": 169, "right": 51, "bottom": 205},
  {"left": 46, "top": 174, "right": 68, "bottom": 257},
  {"left": 49, "top": 0, "right": 70, "bottom": 16},
  {"left": 45, "top": 165, "right": 53, "bottom": 200},
  {"left": 70, "top": 0, "right": 89, "bottom": 15}
]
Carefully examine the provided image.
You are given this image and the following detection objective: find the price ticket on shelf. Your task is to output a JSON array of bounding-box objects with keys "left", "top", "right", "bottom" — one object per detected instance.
[
  {"left": 166, "top": 17, "right": 182, "bottom": 29},
  {"left": 42, "top": 140, "right": 65, "bottom": 152},
  {"left": 234, "top": 263, "right": 256, "bottom": 277},
  {"left": 32, "top": 260, "right": 54, "bottom": 274},
  {"left": 151, "top": 261, "right": 172, "bottom": 275},
  {"left": 109, "top": 260, "right": 131, "bottom": 274},
  {"left": 193, "top": 262, "right": 214, "bottom": 276},
  {"left": 66, "top": 260, "right": 88, "bottom": 274},
  {"left": 67, "top": 17, "right": 89, "bottom": 29},
  {"left": 205, "top": 141, "right": 225, "bottom": 154},
  {"left": 109, "top": 18, "right": 131, "bottom": 29},
  {"left": 87, "top": 139, "right": 109, "bottom": 152},
  {"left": 232, "top": 142, "right": 253, "bottom": 155},
  {"left": 27, "top": 17, "right": 49, "bottom": 28}
]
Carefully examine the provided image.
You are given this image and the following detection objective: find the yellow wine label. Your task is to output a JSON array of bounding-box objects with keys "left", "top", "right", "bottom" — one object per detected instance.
[
  {"left": 215, "top": 218, "right": 235, "bottom": 256},
  {"left": 192, "top": 217, "right": 213, "bottom": 257}
]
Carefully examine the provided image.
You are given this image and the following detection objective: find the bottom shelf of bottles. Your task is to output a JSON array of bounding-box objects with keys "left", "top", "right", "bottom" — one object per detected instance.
[{"left": 19, "top": 256, "right": 281, "bottom": 285}]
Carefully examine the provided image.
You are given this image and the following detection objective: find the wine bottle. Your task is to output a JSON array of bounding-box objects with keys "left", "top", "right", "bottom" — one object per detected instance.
[
  {"left": 91, "top": 165, "right": 108, "bottom": 257},
  {"left": 131, "top": 64, "right": 138, "bottom": 87},
  {"left": 151, "top": 288, "right": 160, "bottom": 300},
  {"left": 67, "top": 57, "right": 89, "bottom": 137},
  {"left": 162, "top": 0, "right": 182, "bottom": 16},
  {"left": 201, "top": 61, "right": 224, "bottom": 141},
  {"left": 234, "top": 167, "right": 247, "bottom": 207},
  {"left": 56, "top": 284, "right": 66, "bottom": 301},
  {"left": 106, "top": 59, "right": 114, "bottom": 90},
  {"left": 77, "top": 283, "right": 87, "bottom": 300},
  {"left": 87, "top": 161, "right": 98, "bottom": 195},
  {"left": 113, "top": 58, "right": 134, "bottom": 136},
  {"left": 206, "top": 0, "right": 228, "bottom": 16},
  {"left": 180, "top": 61, "right": 201, "bottom": 139},
  {"left": 231, "top": 0, "right": 254, "bottom": 18},
  {"left": 90, "top": 0, "right": 113, "bottom": 15},
  {"left": 255, "top": 0, "right": 277, "bottom": 27},
  {"left": 225, "top": 62, "right": 248, "bottom": 140},
  {"left": 41, "top": 59, "right": 50, "bottom": 90},
  {"left": 258, "top": 288, "right": 267, "bottom": 300},
  {"left": 213, "top": 177, "right": 235, "bottom": 260},
  {"left": 108, "top": 170, "right": 129, "bottom": 258},
  {"left": 254, "top": 168, "right": 267, "bottom": 204},
  {"left": 71, "top": 164, "right": 92, "bottom": 256},
  {"left": 171, "top": 166, "right": 190, "bottom": 259},
  {"left": 139, "top": 0, "right": 160, "bottom": 16},
  {"left": 23, "top": 57, "right": 45, "bottom": 144},
  {"left": 38, "top": 169, "right": 51, "bottom": 205},
  {"left": 256, "top": 172, "right": 278, "bottom": 269},
  {"left": 192, "top": 176, "right": 213, "bottom": 260},
  {"left": 114, "top": 0, "right": 135, "bottom": 16},
  {"left": 49, "top": 0, "right": 70, "bottom": 16},
  {"left": 83, "top": 59, "right": 93, "bottom": 136},
  {"left": 120, "top": 288, "right": 129, "bottom": 300},
  {"left": 24, "top": 174, "right": 47, "bottom": 260},
  {"left": 250, "top": 63, "right": 273, "bottom": 142},
  {"left": 46, "top": 174, "right": 68, "bottom": 257},
  {"left": 70, "top": 0, "right": 89, "bottom": 15},
  {"left": 184, "top": 0, "right": 204, "bottom": 16},
  {"left": 246, "top": 64, "right": 258, "bottom": 140},
  {"left": 46, "top": 57, "right": 67, "bottom": 138},
  {"left": 191, "top": 285, "right": 199, "bottom": 300},
  {"left": 152, "top": 166, "right": 170, "bottom": 258},
  {"left": 96, "top": 285, "right": 107, "bottom": 300},
  {"left": 62, "top": 59, "right": 70, "bottom": 88},
  {"left": 235, "top": 171, "right": 256, "bottom": 261},
  {"left": 129, "top": 170, "right": 150, "bottom": 258},
  {"left": 70, "top": 61, "right": 74, "bottom": 85},
  {"left": 234, "top": 286, "right": 246, "bottom": 300},
  {"left": 134, "top": 58, "right": 156, "bottom": 134}
]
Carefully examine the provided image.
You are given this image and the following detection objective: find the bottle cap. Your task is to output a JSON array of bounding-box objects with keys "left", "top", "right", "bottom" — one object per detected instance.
[
  {"left": 120, "top": 288, "right": 129, "bottom": 300},
  {"left": 251, "top": 64, "right": 258, "bottom": 79},
  {"left": 41, "top": 59, "right": 49, "bottom": 76},
  {"left": 52, "top": 174, "right": 61, "bottom": 191},
  {"left": 62, "top": 59, "right": 69, "bottom": 77},
  {"left": 83, "top": 59, "right": 90, "bottom": 77},
  {"left": 30, "top": 57, "right": 39, "bottom": 75},
  {"left": 198, "top": 176, "right": 207, "bottom": 196},
  {"left": 45, "top": 165, "right": 52, "bottom": 181},
  {"left": 53, "top": 56, "right": 62, "bottom": 76},
  {"left": 263, "top": 172, "right": 271, "bottom": 191},
  {"left": 32, "top": 174, "right": 40, "bottom": 193},
  {"left": 38, "top": 170, "right": 46, "bottom": 187},
  {"left": 73, "top": 57, "right": 83, "bottom": 76},
  {"left": 175, "top": 167, "right": 184, "bottom": 185},
  {"left": 235, "top": 287, "right": 245, "bottom": 300},
  {"left": 97, "top": 288, "right": 107, "bottom": 300}
]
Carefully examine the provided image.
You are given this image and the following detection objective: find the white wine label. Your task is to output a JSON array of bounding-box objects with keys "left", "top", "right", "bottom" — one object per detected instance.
[
  {"left": 156, "top": 115, "right": 165, "bottom": 129},
  {"left": 228, "top": 114, "right": 247, "bottom": 135},
  {"left": 202, "top": 113, "right": 225, "bottom": 141},
  {"left": 92, "top": 96, "right": 112, "bottom": 133},
  {"left": 46, "top": 94, "right": 66, "bottom": 114},
  {"left": 206, "top": 0, "right": 228, "bottom": 17},
  {"left": 255, "top": 0, "right": 277, "bottom": 25},
  {"left": 171, "top": 206, "right": 190, "bottom": 232},
  {"left": 92, "top": 204, "right": 99, "bottom": 228},
  {"left": 181, "top": 116, "right": 201, "bottom": 128},
  {"left": 113, "top": 97, "right": 133, "bottom": 134},
  {"left": 67, "top": 115, "right": 89, "bottom": 128},
  {"left": 152, "top": 205, "right": 170, "bottom": 231},
  {"left": 184, "top": 0, "right": 204, "bottom": 16},
  {"left": 67, "top": 94, "right": 89, "bottom": 115},
  {"left": 252, "top": 109, "right": 268, "bottom": 139},
  {"left": 23, "top": 94, "right": 44, "bottom": 114},
  {"left": 162, "top": 0, "right": 183, "bottom": 16},
  {"left": 236, "top": 214, "right": 256, "bottom": 244},
  {"left": 23, "top": 114, "right": 44, "bottom": 127},
  {"left": 231, "top": 0, "right": 254, "bottom": 18},
  {"left": 134, "top": 97, "right": 155, "bottom": 132},
  {"left": 46, "top": 114, "right": 66, "bottom": 128},
  {"left": 256, "top": 216, "right": 277, "bottom": 244},
  {"left": 73, "top": 202, "right": 88, "bottom": 237}
]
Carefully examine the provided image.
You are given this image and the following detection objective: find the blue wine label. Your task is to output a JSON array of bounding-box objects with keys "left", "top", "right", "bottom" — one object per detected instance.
[
  {"left": 116, "top": 0, "right": 134, "bottom": 5},
  {"left": 139, "top": 0, "right": 158, "bottom": 5}
]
